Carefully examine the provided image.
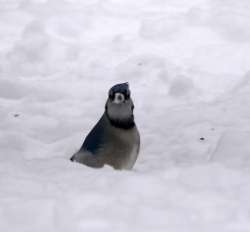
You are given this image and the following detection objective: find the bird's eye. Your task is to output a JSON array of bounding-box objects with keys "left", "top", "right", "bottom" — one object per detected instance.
[
  {"left": 109, "top": 91, "right": 115, "bottom": 100},
  {"left": 125, "top": 90, "right": 130, "bottom": 100}
]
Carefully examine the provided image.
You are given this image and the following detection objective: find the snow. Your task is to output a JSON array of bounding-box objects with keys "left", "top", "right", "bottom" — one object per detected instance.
[{"left": 1, "top": 0, "right": 250, "bottom": 231}]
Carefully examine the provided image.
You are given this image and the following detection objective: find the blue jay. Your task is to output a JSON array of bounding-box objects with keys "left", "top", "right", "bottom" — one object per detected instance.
[{"left": 70, "top": 83, "right": 140, "bottom": 170}]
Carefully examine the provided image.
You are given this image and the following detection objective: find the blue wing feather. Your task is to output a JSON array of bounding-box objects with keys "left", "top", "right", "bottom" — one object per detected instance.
[{"left": 79, "top": 115, "right": 105, "bottom": 155}]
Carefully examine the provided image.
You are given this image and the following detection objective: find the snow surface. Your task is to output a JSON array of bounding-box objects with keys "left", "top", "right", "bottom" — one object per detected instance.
[{"left": 1, "top": 0, "right": 250, "bottom": 231}]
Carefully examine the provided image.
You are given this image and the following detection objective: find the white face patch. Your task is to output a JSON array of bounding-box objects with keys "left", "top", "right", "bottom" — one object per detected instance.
[
  {"left": 107, "top": 93, "right": 134, "bottom": 122},
  {"left": 113, "top": 93, "right": 125, "bottom": 104}
]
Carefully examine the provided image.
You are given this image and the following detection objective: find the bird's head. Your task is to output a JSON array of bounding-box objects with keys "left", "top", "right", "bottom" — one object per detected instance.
[{"left": 105, "top": 82, "right": 135, "bottom": 129}]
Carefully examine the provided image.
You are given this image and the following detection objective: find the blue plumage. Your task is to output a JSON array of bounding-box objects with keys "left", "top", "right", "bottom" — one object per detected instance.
[
  {"left": 79, "top": 116, "right": 105, "bottom": 155},
  {"left": 109, "top": 82, "right": 129, "bottom": 94},
  {"left": 108, "top": 82, "right": 131, "bottom": 100}
]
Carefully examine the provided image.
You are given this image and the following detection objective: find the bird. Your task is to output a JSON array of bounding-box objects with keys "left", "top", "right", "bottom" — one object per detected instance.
[{"left": 70, "top": 83, "right": 140, "bottom": 170}]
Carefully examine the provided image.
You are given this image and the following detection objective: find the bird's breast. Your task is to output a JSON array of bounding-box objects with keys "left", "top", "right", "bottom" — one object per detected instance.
[{"left": 99, "top": 126, "right": 140, "bottom": 169}]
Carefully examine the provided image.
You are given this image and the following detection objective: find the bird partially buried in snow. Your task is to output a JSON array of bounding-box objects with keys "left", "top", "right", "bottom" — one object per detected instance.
[{"left": 70, "top": 83, "right": 140, "bottom": 170}]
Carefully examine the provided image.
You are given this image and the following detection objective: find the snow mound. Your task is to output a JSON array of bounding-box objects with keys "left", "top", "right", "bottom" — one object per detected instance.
[{"left": 213, "top": 130, "right": 250, "bottom": 168}]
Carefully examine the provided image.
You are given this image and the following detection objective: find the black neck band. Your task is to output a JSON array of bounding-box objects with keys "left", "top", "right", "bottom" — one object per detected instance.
[{"left": 105, "top": 112, "right": 135, "bottom": 130}]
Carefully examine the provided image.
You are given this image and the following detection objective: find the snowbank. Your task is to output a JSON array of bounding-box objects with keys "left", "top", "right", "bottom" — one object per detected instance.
[{"left": 1, "top": 0, "right": 250, "bottom": 231}]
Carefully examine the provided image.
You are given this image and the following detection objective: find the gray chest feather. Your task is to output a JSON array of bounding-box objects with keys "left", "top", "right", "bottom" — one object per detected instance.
[
  {"left": 73, "top": 115, "right": 140, "bottom": 170},
  {"left": 98, "top": 125, "right": 140, "bottom": 169}
]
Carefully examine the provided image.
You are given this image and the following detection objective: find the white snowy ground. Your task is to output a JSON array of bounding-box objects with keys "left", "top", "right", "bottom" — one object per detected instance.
[{"left": 1, "top": 0, "right": 250, "bottom": 231}]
